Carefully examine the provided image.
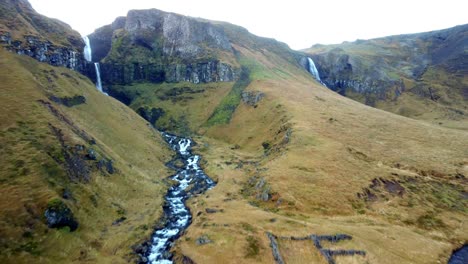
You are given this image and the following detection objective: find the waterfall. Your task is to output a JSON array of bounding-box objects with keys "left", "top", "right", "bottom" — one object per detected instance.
[
  {"left": 94, "top": 63, "right": 103, "bottom": 93},
  {"left": 307, "top": 57, "right": 321, "bottom": 81},
  {"left": 83, "top": 36, "right": 92, "bottom": 62},
  {"left": 83, "top": 35, "right": 107, "bottom": 95}
]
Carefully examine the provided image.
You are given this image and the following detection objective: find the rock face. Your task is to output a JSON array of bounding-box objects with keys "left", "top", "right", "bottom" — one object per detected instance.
[
  {"left": 304, "top": 24, "right": 468, "bottom": 107},
  {"left": 0, "top": 0, "right": 87, "bottom": 71},
  {"left": 86, "top": 8, "right": 239, "bottom": 85},
  {"left": 44, "top": 199, "right": 78, "bottom": 231},
  {"left": 98, "top": 60, "right": 237, "bottom": 85},
  {"left": 0, "top": 33, "right": 85, "bottom": 71},
  {"left": 241, "top": 91, "right": 265, "bottom": 106}
]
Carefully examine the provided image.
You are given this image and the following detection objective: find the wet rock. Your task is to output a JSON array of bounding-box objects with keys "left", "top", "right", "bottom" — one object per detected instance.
[
  {"left": 44, "top": 199, "right": 78, "bottom": 231},
  {"left": 195, "top": 235, "right": 212, "bottom": 245}
]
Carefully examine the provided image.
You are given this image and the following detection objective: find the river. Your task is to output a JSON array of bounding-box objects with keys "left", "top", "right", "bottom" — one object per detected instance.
[{"left": 146, "top": 133, "right": 215, "bottom": 263}]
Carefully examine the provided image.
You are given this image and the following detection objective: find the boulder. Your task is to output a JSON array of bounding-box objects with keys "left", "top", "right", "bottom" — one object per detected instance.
[
  {"left": 44, "top": 199, "right": 78, "bottom": 231},
  {"left": 195, "top": 235, "right": 212, "bottom": 245}
]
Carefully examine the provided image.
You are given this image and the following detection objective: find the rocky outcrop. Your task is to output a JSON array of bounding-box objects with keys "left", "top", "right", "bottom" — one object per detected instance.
[
  {"left": 0, "top": 0, "right": 87, "bottom": 71},
  {"left": 88, "top": 9, "right": 232, "bottom": 63},
  {"left": 49, "top": 95, "right": 86, "bottom": 107},
  {"left": 304, "top": 24, "right": 468, "bottom": 106},
  {"left": 241, "top": 91, "right": 264, "bottom": 107},
  {"left": 195, "top": 235, "right": 213, "bottom": 245},
  {"left": 99, "top": 60, "right": 238, "bottom": 85},
  {"left": 1, "top": 32, "right": 86, "bottom": 71},
  {"left": 84, "top": 8, "right": 239, "bottom": 86},
  {"left": 44, "top": 199, "right": 78, "bottom": 231},
  {"left": 266, "top": 232, "right": 285, "bottom": 264},
  {"left": 137, "top": 106, "right": 165, "bottom": 125},
  {"left": 302, "top": 52, "right": 405, "bottom": 105}
]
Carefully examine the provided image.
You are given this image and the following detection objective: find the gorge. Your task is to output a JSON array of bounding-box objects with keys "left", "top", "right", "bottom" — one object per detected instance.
[{"left": 0, "top": 1, "right": 467, "bottom": 263}]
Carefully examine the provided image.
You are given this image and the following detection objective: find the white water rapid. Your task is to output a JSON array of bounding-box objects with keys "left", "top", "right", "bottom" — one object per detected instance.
[{"left": 146, "top": 133, "right": 215, "bottom": 264}]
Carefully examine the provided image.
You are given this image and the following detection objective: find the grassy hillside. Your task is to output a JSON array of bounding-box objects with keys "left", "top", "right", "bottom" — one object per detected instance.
[
  {"left": 168, "top": 40, "right": 467, "bottom": 264},
  {"left": 85, "top": 12, "right": 467, "bottom": 263},
  {"left": 1, "top": 4, "right": 466, "bottom": 263},
  {"left": 0, "top": 48, "right": 172, "bottom": 263}
]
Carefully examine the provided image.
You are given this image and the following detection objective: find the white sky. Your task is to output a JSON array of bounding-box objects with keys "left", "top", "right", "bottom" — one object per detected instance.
[{"left": 28, "top": 0, "right": 467, "bottom": 50}]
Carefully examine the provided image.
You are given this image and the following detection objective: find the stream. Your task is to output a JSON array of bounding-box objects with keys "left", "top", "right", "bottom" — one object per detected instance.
[
  {"left": 146, "top": 133, "right": 215, "bottom": 264},
  {"left": 448, "top": 245, "right": 468, "bottom": 264}
]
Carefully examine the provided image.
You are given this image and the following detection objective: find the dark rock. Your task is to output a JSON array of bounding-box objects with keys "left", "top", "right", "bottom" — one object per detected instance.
[
  {"left": 205, "top": 208, "right": 223, "bottom": 214},
  {"left": 61, "top": 188, "right": 73, "bottom": 200},
  {"left": 65, "top": 152, "right": 91, "bottom": 182},
  {"left": 241, "top": 91, "right": 265, "bottom": 106},
  {"left": 1, "top": 33, "right": 85, "bottom": 72},
  {"left": 182, "top": 255, "right": 196, "bottom": 264},
  {"left": 195, "top": 235, "right": 212, "bottom": 245},
  {"left": 112, "top": 216, "right": 127, "bottom": 225},
  {"left": 100, "top": 61, "right": 237, "bottom": 86},
  {"left": 49, "top": 95, "right": 86, "bottom": 107},
  {"left": 86, "top": 148, "right": 97, "bottom": 160},
  {"left": 106, "top": 160, "right": 115, "bottom": 174},
  {"left": 266, "top": 232, "right": 285, "bottom": 264},
  {"left": 97, "top": 159, "right": 115, "bottom": 174},
  {"left": 85, "top": 8, "right": 240, "bottom": 87},
  {"left": 44, "top": 199, "right": 78, "bottom": 231},
  {"left": 137, "top": 107, "right": 165, "bottom": 125}
]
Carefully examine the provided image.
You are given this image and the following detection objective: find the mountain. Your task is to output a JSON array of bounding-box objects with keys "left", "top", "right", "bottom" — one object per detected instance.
[
  {"left": 1, "top": 1, "right": 467, "bottom": 263},
  {"left": 0, "top": 1, "right": 172, "bottom": 263},
  {"left": 304, "top": 25, "right": 468, "bottom": 130}
]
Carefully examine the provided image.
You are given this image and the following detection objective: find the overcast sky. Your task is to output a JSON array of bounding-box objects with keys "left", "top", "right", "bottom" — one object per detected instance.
[{"left": 28, "top": 0, "right": 467, "bottom": 50}]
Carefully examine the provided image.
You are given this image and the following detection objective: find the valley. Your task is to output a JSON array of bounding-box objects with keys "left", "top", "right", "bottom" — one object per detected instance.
[{"left": 0, "top": 0, "right": 466, "bottom": 263}]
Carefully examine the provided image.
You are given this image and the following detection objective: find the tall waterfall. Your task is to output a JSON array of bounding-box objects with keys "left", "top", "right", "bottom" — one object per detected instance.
[
  {"left": 83, "top": 36, "right": 107, "bottom": 95},
  {"left": 307, "top": 57, "right": 321, "bottom": 81},
  {"left": 94, "top": 63, "right": 104, "bottom": 93},
  {"left": 83, "top": 36, "right": 92, "bottom": 62}
]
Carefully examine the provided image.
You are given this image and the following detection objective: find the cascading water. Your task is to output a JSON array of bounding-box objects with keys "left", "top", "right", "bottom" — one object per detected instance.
[
  {"left": 94, "top": 63, "right": 104, "bottom": 93},
  {"left": 146, "top": 133, "right": 215, "bottom": 264},
  {"left": 83, "top": 36, "right": 107, "bottom": 95},
  {"left": 83, "top": 36, "right": 92, "bottom": 62},
  {"left": 307, "top": 57, "right": 321, "bottom": 81}
]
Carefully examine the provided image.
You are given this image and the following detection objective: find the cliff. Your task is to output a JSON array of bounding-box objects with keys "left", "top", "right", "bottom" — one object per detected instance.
[
  {"left": 86, "top": 9, "right": 241, "bottom": 85},
  {"left": 304, "top": 24, "right": 468, "bottom": 125}
]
